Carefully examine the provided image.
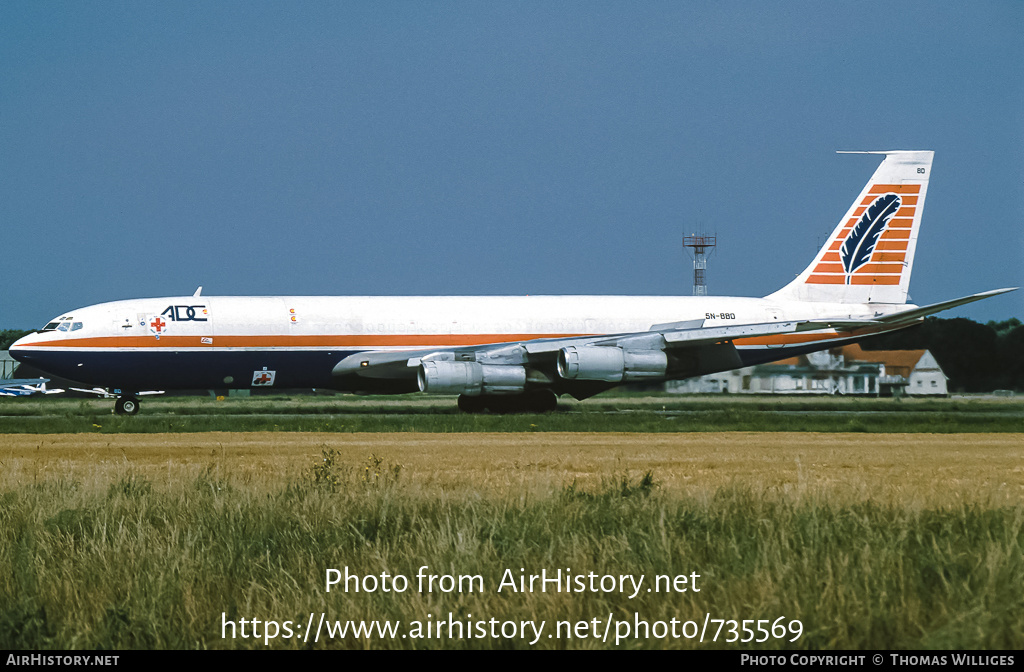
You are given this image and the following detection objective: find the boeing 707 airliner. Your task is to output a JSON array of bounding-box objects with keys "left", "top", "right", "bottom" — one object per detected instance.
[{"left": 10, "top": 151, "right": 1014, "bottom": 414}]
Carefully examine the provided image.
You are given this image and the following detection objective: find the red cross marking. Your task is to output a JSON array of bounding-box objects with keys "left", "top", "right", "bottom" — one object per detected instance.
[
  {"left": 150, "top": 317, "right": 166, "bottom": 332},
  {"left": 255, "top": 373, "right": 272, "bottom": 384}
]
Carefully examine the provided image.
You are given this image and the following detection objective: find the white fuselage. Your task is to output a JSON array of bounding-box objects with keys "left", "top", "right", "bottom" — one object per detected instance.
[{"left": 10, "top": 294, "right": 908, "bottom": 393}]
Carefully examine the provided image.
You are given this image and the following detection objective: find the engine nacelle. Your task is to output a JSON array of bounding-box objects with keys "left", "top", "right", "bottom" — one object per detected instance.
[
  {"left": 557, "top": 346, "right": 667, "bottom": 382},
  {"left": 418, "top": 361, "right": 527, "bottom": 396}
]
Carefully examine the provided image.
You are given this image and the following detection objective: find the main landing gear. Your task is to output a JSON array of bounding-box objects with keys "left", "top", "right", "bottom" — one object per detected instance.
[
  {"left": 457, "top": 390, "right": 558, "bottom": 414},
  {"left": 114, "top": 395, "right": 140, "bottom": 415}
]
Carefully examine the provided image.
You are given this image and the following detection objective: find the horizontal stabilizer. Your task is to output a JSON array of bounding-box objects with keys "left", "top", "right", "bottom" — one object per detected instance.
[{"left": 875, "top": 288, "right": 1017, "bottom": 325}]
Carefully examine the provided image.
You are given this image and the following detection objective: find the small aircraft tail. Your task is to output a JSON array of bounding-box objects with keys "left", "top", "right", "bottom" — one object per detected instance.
[{"left": 767, "top": 150, "right": 933, "bottom": 305}]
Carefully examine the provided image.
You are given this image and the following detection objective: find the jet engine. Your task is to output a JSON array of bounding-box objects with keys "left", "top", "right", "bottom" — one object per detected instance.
[
  {"left": 418, "top": 361, "right": 527, "bottom": 396},
  {"left": 556, "top": 346, "right": 667, "bottom": 382}
]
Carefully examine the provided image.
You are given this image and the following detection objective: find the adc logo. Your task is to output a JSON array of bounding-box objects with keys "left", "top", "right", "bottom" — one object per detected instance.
[{"left": 161, "top": 305, "right": 208, "bottom": 322}]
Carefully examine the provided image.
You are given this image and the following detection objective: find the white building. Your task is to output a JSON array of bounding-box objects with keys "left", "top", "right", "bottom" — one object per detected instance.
[{"left": 667, "top": 344, "right": 948, "bottom": 396}]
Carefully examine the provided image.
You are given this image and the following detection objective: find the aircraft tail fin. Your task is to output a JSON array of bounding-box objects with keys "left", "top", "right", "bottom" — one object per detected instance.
[{"left": 767, "top": 150, "right": 933, "bottom": 305}]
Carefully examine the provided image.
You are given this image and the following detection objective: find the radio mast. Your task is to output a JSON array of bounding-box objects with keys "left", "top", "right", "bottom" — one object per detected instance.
[{"left": 682, "top": 232, "right": 716, "bottom": 296}]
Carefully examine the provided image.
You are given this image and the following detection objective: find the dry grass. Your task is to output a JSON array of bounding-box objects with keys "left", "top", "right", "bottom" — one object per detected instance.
[
  {"left": 3, "top": 432, "right": 1022, "bottom": 506},
  {"left": 2, "top": 432, "right": 1022, "bottom": 649}
]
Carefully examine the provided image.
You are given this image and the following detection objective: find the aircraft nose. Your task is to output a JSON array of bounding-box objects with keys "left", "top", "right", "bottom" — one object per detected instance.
[{"left": 8, "top": 333, "right": 37, "bottom": 361}]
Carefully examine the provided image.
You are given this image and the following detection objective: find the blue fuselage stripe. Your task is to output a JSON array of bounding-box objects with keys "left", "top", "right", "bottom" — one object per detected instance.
[
  {"left": 12, "top": 349, "right": 364, "bottom": 390},
  {"left": 15, "top": 338, "right": 859, "bottom": 393}
]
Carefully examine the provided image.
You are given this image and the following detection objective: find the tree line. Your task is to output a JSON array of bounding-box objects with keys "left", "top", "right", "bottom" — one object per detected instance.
[
  {"left": 0, "top": 329, "right": 31, "bottom": 351},
  {"left": 861, "top": 317, "right": 1023, "bottom": 393}
]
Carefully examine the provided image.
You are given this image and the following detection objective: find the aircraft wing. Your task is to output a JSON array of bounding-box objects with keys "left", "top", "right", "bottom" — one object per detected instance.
[
  {"left": 331, "top": 316, "right": 881, "bottom": 398},
  {"left": 331, "top": 288, "right": 1016, "bottom": 399},
  {"left": 0, "top": 378, "right": 55, "bottom": 396}
]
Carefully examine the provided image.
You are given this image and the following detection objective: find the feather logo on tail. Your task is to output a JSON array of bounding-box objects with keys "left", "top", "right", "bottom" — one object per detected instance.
[{"left": 840, "top": 193, "right": 901, "bottom": 284}]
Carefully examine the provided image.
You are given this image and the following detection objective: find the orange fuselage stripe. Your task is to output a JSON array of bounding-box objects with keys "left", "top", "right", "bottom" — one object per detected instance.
[
  {"left": 17, "top": 330, "right": 870, "bottom": 351},
  {"left": 16, "top": 333, "right": 586, "bottom": 349}
]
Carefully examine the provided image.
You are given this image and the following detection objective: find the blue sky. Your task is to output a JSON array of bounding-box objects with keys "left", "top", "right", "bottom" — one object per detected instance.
[{"left": 2, "top": 1, "right": 1021, "bottom": 328}]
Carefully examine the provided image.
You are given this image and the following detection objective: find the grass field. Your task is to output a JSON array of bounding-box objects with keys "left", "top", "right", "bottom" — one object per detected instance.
[
  {"left": 1, "top": 393, "right": 1022, "bottom": 433},
  {"left": 2, "top": 431, "right": 1022, "bottom": 649}
]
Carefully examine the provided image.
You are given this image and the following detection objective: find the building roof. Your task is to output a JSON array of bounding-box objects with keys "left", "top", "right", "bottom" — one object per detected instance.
[
  {"left": 758, "top": 344, "right": 932, "bottom": 379},
  {"left": 839, "top": 344, "right": 927, "bottom": 379}
]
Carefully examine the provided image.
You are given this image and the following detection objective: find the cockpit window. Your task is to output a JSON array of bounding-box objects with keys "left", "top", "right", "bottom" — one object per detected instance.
[
  {"left": 40, "top": 316, "right": 80, "bottom": 333},
  {"left": 42, "top": 318, "right": 80, "bottom": 332}
]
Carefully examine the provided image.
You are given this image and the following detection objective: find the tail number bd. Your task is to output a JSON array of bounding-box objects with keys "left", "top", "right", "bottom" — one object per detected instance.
[{"left": 706, "top": 312, "right": 736, "bottom": 320}]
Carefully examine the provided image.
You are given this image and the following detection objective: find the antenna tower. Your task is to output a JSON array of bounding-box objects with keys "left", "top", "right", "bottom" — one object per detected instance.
[{"left": 682, "top": 232, "right": 716, "bottom": 296}]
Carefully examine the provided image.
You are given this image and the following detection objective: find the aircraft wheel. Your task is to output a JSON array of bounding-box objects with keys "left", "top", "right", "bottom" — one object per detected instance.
[
  {"left": 457, "top": 395, "right": 486, "bottom": 414},
  {"left": 115, "top": 396, "right": 140, "bottom": 415}
]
